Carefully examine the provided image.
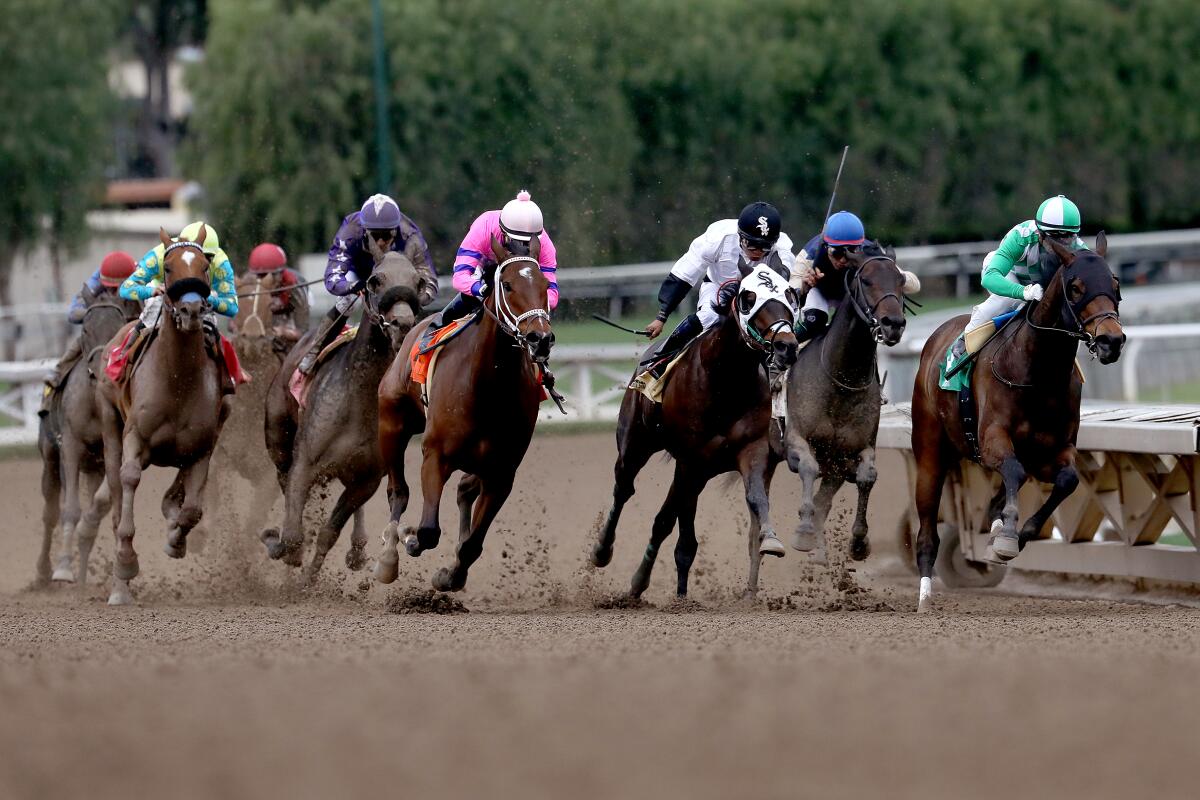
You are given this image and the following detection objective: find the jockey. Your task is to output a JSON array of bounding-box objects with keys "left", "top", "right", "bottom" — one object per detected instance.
[
  {"left": 298, "top": 193, "right": 437, "bottom": 374},
  {"left": 790, "top": 210, "right": 865, "bottom": 344},
  {"left": 38, "top": 251, "right": 138, "bottom": 415},
  {"left": 951, "top": 194, "right": 1088, "bottom": 361},
  {"left": 245, "top": 242, "right": 310, "bottom": 332},
  {"left": 119, "top": 221, "right": 240, "bottom": 391},
  {"left": 645, "top": 201, "right": 795, "bottom": 359},
  {"left": 423, "top": 189, "right": 559, "bottom": 334}
]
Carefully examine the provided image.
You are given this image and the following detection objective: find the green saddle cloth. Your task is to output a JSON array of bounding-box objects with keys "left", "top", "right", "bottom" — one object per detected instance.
[{"left": 938, "top": 340, "right": 972, "bottom": 392}]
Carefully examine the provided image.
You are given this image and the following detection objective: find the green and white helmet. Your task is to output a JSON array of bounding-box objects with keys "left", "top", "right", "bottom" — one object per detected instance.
[{"left": 1035, "top": 195, "right": 1081, "bottom": 233}]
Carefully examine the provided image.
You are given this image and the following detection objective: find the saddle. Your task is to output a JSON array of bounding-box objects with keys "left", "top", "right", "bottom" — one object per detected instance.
[
  {"left": 287, "top": 325, "right": 354, "bottom": 409},
  {"left": 629, "top": 339, "right": 698, "bottom": 403}
]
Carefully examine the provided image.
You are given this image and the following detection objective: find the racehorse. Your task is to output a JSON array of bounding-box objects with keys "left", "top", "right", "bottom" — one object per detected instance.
[
  {"left": 374, "top": 235, "right": 554, "bottom": 593},
  {"left": 37, "top": 295, "right": 140, "bottom": 584},
  {"left": 782, "top": 242, "right": 908, "bottom": 563},
  {"left": 911, "top": 233, "right": 1125, "bottom": 611},
  {"left": 98, "top": 226, "right": 230, "bottom": 605},
  {"left": 590, "top": 265, "right": 799, "bottom": 599},
  {"left": 261, "top": 252, "right": 423, "bottom": 578}
]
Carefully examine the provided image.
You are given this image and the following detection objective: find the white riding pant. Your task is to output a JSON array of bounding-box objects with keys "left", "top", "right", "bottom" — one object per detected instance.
[
  {"left": 966, "top": 272, "right": 1024, "bottom": 332},
  {"left": 802, "top": 286, "right": 831, "bottom": 315}
]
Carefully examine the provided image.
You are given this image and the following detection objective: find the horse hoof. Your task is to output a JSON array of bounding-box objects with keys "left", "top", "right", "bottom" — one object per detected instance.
[
  {"left": 345, "top": 546, "right": 366, "bottom": 571},
  {"left": 990, "top": 535, "right": 1020, "bottom": 561},
  {"left": 849, "top": 536, "right": 871, "bottom": 562},
  {"left": 108, "top": 584, "right": 134, "bottom": 606},
  {"left": 792, "top": 528, "right": 817, "bottom": 552},
  {"left": 281, "top": 546, "right": 303, "bottom": 568},
  {"left": 403, "top": 533, "right": 424, "bottom": 557},
  {"left": 590, "top": 543, "right": 613, "bottom": 568},
  {"left": 374, "top": 551, "right": 399, "bottom": 584},
  {"left": 163, "top": 540, "right": 186, "bottom": 559},
  {"left": 114, "top": 554, "right": 139, "bottom": 581},
  {"left": 917, "top": 577, "right": 933, "bottom": 613},
  {"left": 431, "top": 567, "right": 461, "bottom": 592},
  {"left": 261, "top": 528, "right": 282, "bottom": 558},
  {"left": 759, "top": 532, "right": 786, "bottom": 558},
  {"left": 51, "top": 567, "right": 75, "bottom": 583}
]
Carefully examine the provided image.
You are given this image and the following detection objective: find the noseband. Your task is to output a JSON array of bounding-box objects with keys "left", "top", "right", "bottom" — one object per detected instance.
[{"left": 843, "top": 255, "right": 905, "bottom": 344}]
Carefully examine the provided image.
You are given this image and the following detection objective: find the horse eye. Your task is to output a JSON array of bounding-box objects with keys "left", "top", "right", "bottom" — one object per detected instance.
[{"left": 503, "top": 281, "right": 512, "bottom": 291}]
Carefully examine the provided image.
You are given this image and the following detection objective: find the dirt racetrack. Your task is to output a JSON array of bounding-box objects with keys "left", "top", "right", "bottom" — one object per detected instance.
[{"left": 2, "top": 433, "right": 1198, "bottom": 799}]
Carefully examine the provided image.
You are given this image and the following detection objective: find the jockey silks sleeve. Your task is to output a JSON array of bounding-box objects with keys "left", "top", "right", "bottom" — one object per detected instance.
[
  {"left": 451, "top": 210, "right": 559, "bottom": 309},
  {"left": 122, "top": 244, "right": 239, "bottom": 317},
  {"left": 325, "top": 211, "right": 438, "bottom": 303},
  {"left": 981, "top": 221, "right": 1087, "bottom": 300},
  {"left": 68, "top": 268, "right": 106, "bottom": 323}
]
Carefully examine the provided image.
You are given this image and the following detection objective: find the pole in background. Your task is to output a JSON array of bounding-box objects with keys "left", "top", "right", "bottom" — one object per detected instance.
[{"left": 371, "top": 0, "right": 393, "bottom": 192}]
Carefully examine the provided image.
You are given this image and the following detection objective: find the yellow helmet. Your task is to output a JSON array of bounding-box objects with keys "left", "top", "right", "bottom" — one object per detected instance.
[{"left": 178, "top": 221, "right": 220, "bottom": 256}]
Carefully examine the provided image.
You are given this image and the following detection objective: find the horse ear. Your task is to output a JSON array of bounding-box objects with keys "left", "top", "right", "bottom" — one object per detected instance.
[
  {"left": 193, "top": 223, "right": 207, "bottom": 246},
  {"left": 1046, "top": 236, "right": 1076, "bottom": 266},
  {"left": 159, "top": 227, "right": 172, "bottom": 247},
  {"left": 489, "top": 234, "right": 507, "bottom": 264},
  {"left": 737, "top": 290, "right": 755, "bottom": 316},
  {"left": 1095, "top": 230, "right": 1108, "bottom": 258},
  {"left": 885, "top": 244, "right": 897, "bottom": 261}
]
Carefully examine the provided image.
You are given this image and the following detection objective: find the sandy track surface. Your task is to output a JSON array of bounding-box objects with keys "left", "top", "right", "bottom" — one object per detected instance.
[{"left": 2, "top": 434, "right": 1197, "bottom": 798}]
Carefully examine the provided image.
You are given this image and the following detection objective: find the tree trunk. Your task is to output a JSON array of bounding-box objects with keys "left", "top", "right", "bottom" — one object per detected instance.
[{"left": 0, "top": 249, "right": 16, "bottom": 361}]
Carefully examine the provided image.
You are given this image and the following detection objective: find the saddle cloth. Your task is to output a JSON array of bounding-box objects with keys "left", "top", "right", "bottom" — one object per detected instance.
[
  {"left": 629, "top": 339, "right": 698, "bottom": 403},
  {"left": 288, "top": 325, "right": 355, "bottom": 408}
]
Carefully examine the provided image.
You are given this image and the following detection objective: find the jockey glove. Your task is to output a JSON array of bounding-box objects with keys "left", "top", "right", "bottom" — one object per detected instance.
[{"left": 794, "top": 308, "right": 828, "bottom": 344}]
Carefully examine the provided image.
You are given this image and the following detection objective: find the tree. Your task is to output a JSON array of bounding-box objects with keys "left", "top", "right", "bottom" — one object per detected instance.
[{"left": 0, "top": 0, "right": 117, "bottom": 322}]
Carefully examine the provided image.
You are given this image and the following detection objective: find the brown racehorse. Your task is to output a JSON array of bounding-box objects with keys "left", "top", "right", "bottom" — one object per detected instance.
[
  {"left": 98, "top": 226, "right": 230, "bottom": 605},
  {"left": 590, "top": 265, "right": 799, "bottom": 599},
  {"left": 911, "top": 234, "right": 1125, "bottom": 612},
  {"left": 38, "top": 294, "right": 140, "bottom": 585},
  {"left": 374, "top": 235, "right": 554, "bottom": 592}
]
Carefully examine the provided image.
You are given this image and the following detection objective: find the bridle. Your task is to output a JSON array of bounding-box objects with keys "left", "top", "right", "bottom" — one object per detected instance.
[
  {"left": 991, "top": 259, "right": 1122, "bottom": 388},
  {"left": 160, "top": 241, "right": 212, "bottom": 325},
  {"left": 481, "top": 255, "right": 553, "bottom": 363},
  {"left": 818, "top": 255, "right": 907, "bottom": 392},
  {"left": 359, "top": 277, "right": 419, "bottom": 345}
]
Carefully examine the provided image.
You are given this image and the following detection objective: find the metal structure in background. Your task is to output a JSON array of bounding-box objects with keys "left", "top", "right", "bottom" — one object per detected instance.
[{"left": 876, "top": 403, "right": 1200, "bottom": 587}]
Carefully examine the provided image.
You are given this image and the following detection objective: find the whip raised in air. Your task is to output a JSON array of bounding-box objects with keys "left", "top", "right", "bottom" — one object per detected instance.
[
  {"left": 591, "top": 314, "right": 652, "bottom": 336},
  {"left": 823, "top": 145, "right": 850, "bottom": 230}
]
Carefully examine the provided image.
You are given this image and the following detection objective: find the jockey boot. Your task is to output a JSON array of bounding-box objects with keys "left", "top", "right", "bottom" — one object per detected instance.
[
  {"left": 38, "top": 337, "right": 85, "bottom": 417},
  {"left": 950, "top": 335, "right": 967, "bottom": 363},
  {"left": 298, "top": 308, "right": 344, "bottom": 375},
  {"left": 793, "top": 308, "right": 828, "bottom": 345},
  {"left": 648, "top": 313, "right": 701, "bottom": 378},
  {"left": 418, "top": 293, "right": 479, "bottom": 351},
  {"left": 202, "top": 319, "right": 236, "bottom": 396}
]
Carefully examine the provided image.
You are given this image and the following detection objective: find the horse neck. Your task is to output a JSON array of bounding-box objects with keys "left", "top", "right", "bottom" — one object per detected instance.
[
  {"left": 1005, "top": 279, "right": 1079, "bottom": 385},
  {"left": 698, "top": 314, "right": 766, "bottom": 386},
  {"left": 349, "top": 305, "right": 394, "bottom": 369},
  {"left": 158, "top": 307, "right": 208, "bottom": 376},
  {"left": 821, "top": 292, "right": 878, "bottom": 383}
]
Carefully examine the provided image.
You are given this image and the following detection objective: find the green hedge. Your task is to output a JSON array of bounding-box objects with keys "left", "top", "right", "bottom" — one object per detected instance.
[{"left": 185, "top": 0, "right": 1200, "bottom": 269}]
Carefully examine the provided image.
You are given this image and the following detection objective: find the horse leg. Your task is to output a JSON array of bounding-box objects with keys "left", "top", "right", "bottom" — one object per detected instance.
[
  {"left": 849, "top": 447, "right": 878, "bottom": 562},
  {"left": 431, "top": 474, "right": 511, "bottom": 592},
  {"left": 346, "top": 508, "right": 367, "bottom": 571},
  {"left": 405, "top": 453, "right": 452, "bottom": 557},
  {"left": 672, "top": 476, "right": 703, "bottom": 598},
  {"left": 160, "top": 472, "right": 186, "bottom": 557},
  {"left": 981, "top": 432, "right": 1025, "bottom": 561},
  {"left": 913, "top": 417, "right": 953, "bottom": 613},
  {"left": 805, "top": 476, "right": 843, "bottom": 565},
  {"left": 374, "top": 433, "right": 412, "bottom": 583},
  {"left": 76, "top": 471, "right": 109, "bottom": 585},
  {"left": 1019, "top": 448, "right": 1079, "bottom": 549},
  {"left": 630, "top": 467, "right": 684, "bottom": 599},
  {"left": 740, "top": 444, "right": 782, "bottom": 600},
  {"left": 305, "top": 476, "right": 381, "bottom": 581},
  {"left": 786, "top": 436, "right": 822, "bottom": 551},
  {"left": 456, "top": 474, "right": 482, "bottom": 541},
  {"left": 109, "top": 430, "right": 150, "bottom": 606},
  {"left": 263, "top": 456, "right": 313, "bottom": 567},
  {"left": 592, "top": 410, "right": 657, "bottom": 568},
  {"left": 165, "top": 459, "right": 211, "bottom": 560},
  {"left": 49, "top": 443, "right": 78, "bottom": 583}
]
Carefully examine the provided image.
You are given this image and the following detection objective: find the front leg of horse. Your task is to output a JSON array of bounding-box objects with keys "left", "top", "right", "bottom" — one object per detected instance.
[
  {"left": 432, "top": 475, "right": 510, "bottom": 593},
  {"left": 109, "top": 434, "right": 149, "bottom": 606},
  {"left": 786, "top": 436, "right": 821, "bottom": 552},
  {"left": 306, "top": 476, "right": 380, "bottom": 582},
  {"left": 849, "top": 447, "right": 878, "bottom": 562},
  {"left": 164, "top": 458, "right": 213, "bottom": 560},
  {"left": 77, "top": 473, "right": 110, "bottom": 585},
  {"left": 405, "top": 454, "right": 451, "bottom": 557},
  {"left": 740, "top": 448, "right": 783, "bottom": 600},
  {"left": 346, "top": 508, "right": 367, "bottom": 571},
  {"left": 672, "top": 483, "right": 702, "bottom": 598},
  {"left": 593, "top": 414, "right": 656, "bottom": 569},
  {"left": 1019, "top": 453, "right": 1079, "bottom": 549},
  {"left": 630, "top": 475, "right": 683, "bottom": 599},
  {"left": 373, "top": 442, "right": 412, "bottom": 583},
  {"left": 982, "top": 443, "right": 1026, "bottom": 561},
  {"left": 51, "top": 449, "right": 82, "bottom": 583},
  {"left": 262, "top": 458, "right": 312, "bottom": 567}
]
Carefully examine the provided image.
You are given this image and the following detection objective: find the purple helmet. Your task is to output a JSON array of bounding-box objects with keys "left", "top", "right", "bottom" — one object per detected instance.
[{"left": 359, "top": 193, "right": 402, "bottom": 229}]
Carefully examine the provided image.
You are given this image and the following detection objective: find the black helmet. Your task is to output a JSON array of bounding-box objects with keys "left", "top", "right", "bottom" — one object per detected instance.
[{"left": 737, "top": 202, "right": 781, "bottom": 248}]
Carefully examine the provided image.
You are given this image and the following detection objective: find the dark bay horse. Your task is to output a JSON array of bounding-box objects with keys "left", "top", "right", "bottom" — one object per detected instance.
[
  {"left": 38, "top": 295, "right": 140, "bottom": 584},
  {"left": 911, "top": 234, "right": 1125, "bottom": 611},
  {"left": 783, "top": 243, "right": 908, "bottom": 563},
  {"left": 590, "top": 265, "right": 799, "bottom": 599},
  {"left": 98, "top": 226, "right": 229, "bottom": 605},
  {"left": 261, "top": 252, "right": 423, "bottom": 578},
  {"left": 374, "top": 236, "right": 554, "bottom": 592}
]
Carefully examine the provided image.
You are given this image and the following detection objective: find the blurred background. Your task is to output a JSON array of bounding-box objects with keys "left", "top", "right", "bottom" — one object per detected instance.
[{"left": 4, "top": 0, "right": 1200, "bottom": 413}]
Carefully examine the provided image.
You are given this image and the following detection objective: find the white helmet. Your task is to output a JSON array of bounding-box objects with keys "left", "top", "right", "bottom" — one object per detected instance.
[{"left": 499, "top": 189, "right": 544, "bottom": 241}]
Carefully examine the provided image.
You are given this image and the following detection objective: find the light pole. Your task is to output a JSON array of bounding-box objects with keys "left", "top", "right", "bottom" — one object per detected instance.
[{"left": 370, "top": 0, "right": 392, "bottom": 192}]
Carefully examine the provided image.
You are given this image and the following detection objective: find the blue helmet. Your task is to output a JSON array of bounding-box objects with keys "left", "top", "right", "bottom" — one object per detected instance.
[
  {"left": 359, "top": 193, "right": 402, "bottom": 229},
  {"left": 823, "top": 211, "right": 865, "bottom": 246}
]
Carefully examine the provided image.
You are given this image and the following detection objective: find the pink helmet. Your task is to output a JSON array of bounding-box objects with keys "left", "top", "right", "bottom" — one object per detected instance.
[{"left": 248, "top": 243, "right": 287, "bottom": 273}]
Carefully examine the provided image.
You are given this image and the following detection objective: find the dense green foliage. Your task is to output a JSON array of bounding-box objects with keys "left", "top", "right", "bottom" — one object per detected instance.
[
  {"left": 0, "top": 0, "right": 118, "bottom": 299},
  {"left": 185, "top": 0, "right": 1200, "bottom": 269}
]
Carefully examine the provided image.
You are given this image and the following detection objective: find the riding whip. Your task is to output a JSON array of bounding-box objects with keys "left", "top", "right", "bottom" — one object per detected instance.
[
  {"left": 823, "top": 145, "right": 850, "bottom": 231},
  {"left": 591, "top": 314, "right": 652, "bottom": 336}
]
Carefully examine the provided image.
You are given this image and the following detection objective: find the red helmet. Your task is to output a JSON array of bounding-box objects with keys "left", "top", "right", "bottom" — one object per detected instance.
[
  {"left": 249, "top": 243, "right": 287, "bottom": 273},
  {"left": 99, "top": 251, "right": 137, "bottom": 287}
]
